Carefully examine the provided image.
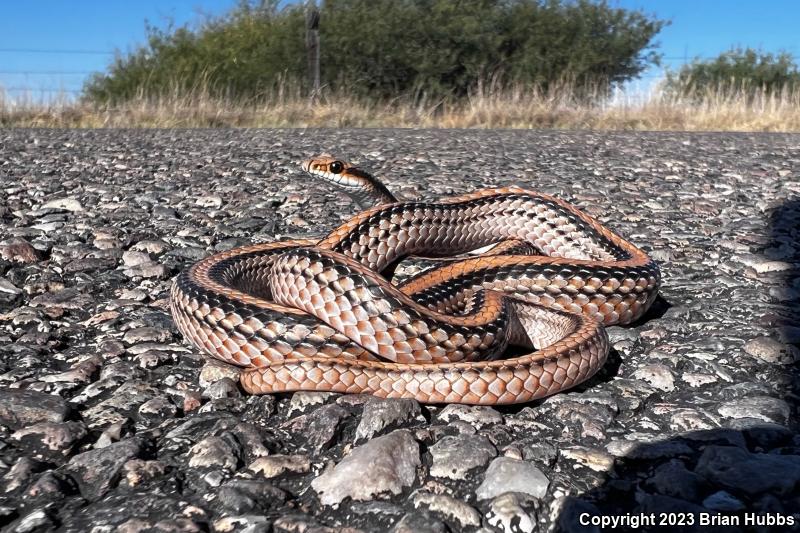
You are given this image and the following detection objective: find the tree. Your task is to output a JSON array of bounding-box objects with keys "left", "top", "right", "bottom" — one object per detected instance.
[
  {"left": 83, "top": 0, "right": 667, "bottom": 103},
  {"left": 664, "top": 47, "right": 800, "bottom": 98}
]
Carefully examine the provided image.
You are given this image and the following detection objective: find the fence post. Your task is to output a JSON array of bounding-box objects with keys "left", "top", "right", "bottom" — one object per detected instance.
[{"left": 306, "top": 1, "right": 321, "bottom": 103}]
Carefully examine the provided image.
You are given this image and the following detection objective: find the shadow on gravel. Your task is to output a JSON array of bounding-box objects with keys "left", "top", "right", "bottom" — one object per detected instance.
[{"left": 554, "top": 199, "right": 800, "bottom": 533}]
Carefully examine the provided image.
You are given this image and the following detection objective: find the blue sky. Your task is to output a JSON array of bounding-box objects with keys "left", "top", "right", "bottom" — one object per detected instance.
[{"left": 1, "top": 0, "right": 798, "bottom": 100}]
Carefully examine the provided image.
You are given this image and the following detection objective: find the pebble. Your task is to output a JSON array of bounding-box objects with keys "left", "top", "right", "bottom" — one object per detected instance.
[
  {"left": 476, "top": 457, "right": 549, "bottom": 500},
  {"left": 202, "top": 377, "right": 241, "bottom": 399},
  {"left": 11, "top": 421, "right": 88, "bottom": 456},
  {"left": 41, "top": 198, "right": 83, "bottom": 212},
  {"left": 717, "top": 395, "right": 791, "bottom": 425},
  {"left": 287, "top": 391, "right": 337, "bottom": 415},
  {"left": 428, "top": 433, "right": 497, "bottom": 480},
  {"left": 631, "top": 364, "right": 675, "bottom": 392},
  {"left": 354, "top": 397, "right": 423, "bottom": 442},
  {"left": 198, "top": 359, "right": 242, "bottom": 386},
  {"left": 63, "top": 437, "right": 146, "bottom": 500},
  {"left": 411, "top": 490, "right": 481, "bottom": 529},
  {"left": 248, "top": 455, "right": 311, "bottom": 478},
  {"left": 188, "top": 434, "right": 242, "bottom": 471},
  {"left": 559, "top": 446, "right": 615, "bottom": 472},
  {"left": 436, "top": 404, "right": 503, "bottom": 427},
  {"left": 311, "top": 429, "right": 420, "bottom": 505},
  {"left": 122, "top": 459, "right": 169, "bottom": 486},
  {"left": 743, "top": 336, "right": 799, "bottom": 364},
  {"left": 283, "top": 404, "right": 350, "bottom": 452},
  {"left": 0, "top": 239, "right": 40, "bottom": 263},
  {"left": 486, "top": 493, "right": 536, "bottom": 533},
  {"left": 0, "top": 389, "right": 71, "bottom": 428},
  {"left": 391, "top": 512, "right": 448, "bottom": 533}
]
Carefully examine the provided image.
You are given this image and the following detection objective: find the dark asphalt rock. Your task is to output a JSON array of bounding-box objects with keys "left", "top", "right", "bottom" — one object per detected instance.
[
  {"left": 0, "top": 390, "right": 71, "bottom": 428},
  {"left": 61, "top": 437, "right": 148, "bottom": 500},
  {"left": 283, "top": 403, "right": 351, "bottom": 453},
  {"left": 1, "top": 129, "right": 800, "bottom": 530},
  {"left": 694, "top": 445, "right": 800, "bottom": 496}
]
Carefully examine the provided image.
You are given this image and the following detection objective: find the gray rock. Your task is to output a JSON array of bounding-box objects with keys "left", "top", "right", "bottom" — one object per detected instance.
[
  {"left": 121, "top": 250, "right": 151, "bottom": 267},
  {"left": 122, "top": 459, "right": 169, "bottom": 487},
  {"left": 188, "top": 433, "right": 242, "bottom": 471},
  {"left": 412, "top": 490, "right": 481, "bottom": 529},
  {"left": 199, "top": 359, "right": 242, "bottom": 387},
  {"left": 283, "top": 403, "right": 350, "bottom": 452},
  {"left": 311, "top": 429, "right": 420, "bottom": 505},
  {"left": 3, "top": 457, "right": 45, "bottom": 493},
  {"left": 122, "top": 326, "right": 172, "bottom": 344},
  {"left": 138, "top": 396, "right": 178, "bottom": 418},
  {"left": 30, "top": 288, "right": 93, "bottom": 310},
  {"left": 0, "top": 389, "right": 71, "bottom": 428},
  {"left": 355, "top": 397, "right": 423, "bottom": 442},
  {"left": 512, "top": 439, "right": 559, "bottom": 467},
  {"left": 429, "top": 433, "right": 497, "bottom": 480},
  {"left": 702, "top": 490, "right": 746, "bottom": 512},
  {"left": 632, "top": 363, "right": 675, "bottom": 392},
  {"left": 11, "top": 421, "right": 87, "bottom": 456},
  {"left": 248, "top": 455, "right": 311, "bottom": 478},
  {"left": 486, "top": 493, "right": 536, "bottom": 533},
  {"left": 216, "top": 479, "right": 287, "bottom": 514},
  {"left": 213, "top": 515, "right": 271, "bottom": 533},
  {"left": 717, "top": 395, "right": 791, "bottom": 424},
  {"left": 11, "top": 510, "right": 55, "bottom": 533},
  {"left": 83, "top": 380, "right": 160, "bottom": 428},
  {"left": 42, "top": 197, "right": 83, "bottom": 212},
  {"left": 694, "top": 445, "right": 800, "bottom": 496},
  {"left": 202, "top": 377, "right": 241, "bottom": 399},
  {"left": 744, "top": 336, "right": 799, "bottom": 364},
  {"left": 437, "top": 404, "right": 503, "bottom": 427},
  {"left": 63, "top": 437, "right": 145, "bottom": 500},
  {"left": 392, "top": 511, "right": 448, "bottom": 533},
  {"left": 476, "top": 457, "right": 549, "bottom": 500},
  {"left": 287, "top": 391, "right": 337, "bottom": 415},
  {"left": 123, "top": 262, "right": 168, "bottom": 279},
  {"left": 0, "top": 239, "right": 40, "bottom": 263}
]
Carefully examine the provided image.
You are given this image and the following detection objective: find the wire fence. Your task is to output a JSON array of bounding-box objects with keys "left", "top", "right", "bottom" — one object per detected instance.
[{"left": 0, "top": 48, "right": 775, "bottom": 103}]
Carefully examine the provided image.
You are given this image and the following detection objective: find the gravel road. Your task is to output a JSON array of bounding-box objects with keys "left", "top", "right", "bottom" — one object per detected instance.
[{"left": 1, "top": 129, "right": 799, "bottom": 532}]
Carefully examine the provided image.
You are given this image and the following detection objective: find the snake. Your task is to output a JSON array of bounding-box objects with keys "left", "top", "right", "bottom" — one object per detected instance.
[{"left": 170, "top": 156, "right": 661, "bottom": 404}]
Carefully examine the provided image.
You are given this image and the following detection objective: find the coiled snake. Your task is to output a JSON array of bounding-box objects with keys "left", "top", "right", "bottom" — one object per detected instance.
[{"left": 170, "top": 157, "right": 660, "bottom": 404}]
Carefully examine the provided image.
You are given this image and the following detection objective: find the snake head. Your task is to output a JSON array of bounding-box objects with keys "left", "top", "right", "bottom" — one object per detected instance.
[
  {"left": 301, "top": 155, "right": 398, "bottom": 207},
  {"left": 301, "top": 156, "right": 355, "bottom": 184},
  {"left": 301, "top": 155, "right": 378, "bottom": 194}
]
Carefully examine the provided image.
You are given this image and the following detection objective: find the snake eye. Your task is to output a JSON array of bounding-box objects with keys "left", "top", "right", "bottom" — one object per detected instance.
[{"left": 329, "top": 161, "right": 344, "bottom": 174}]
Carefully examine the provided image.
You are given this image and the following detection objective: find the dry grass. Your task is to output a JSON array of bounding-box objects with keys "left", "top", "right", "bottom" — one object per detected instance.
[{"left": 2, "top": 82, "right": 799, "bottom": 131}]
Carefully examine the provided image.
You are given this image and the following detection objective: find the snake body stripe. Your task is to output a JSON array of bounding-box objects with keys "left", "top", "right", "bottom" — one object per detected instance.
[{"left": 170, "top": 157, "right": 661, "bottom": 404}]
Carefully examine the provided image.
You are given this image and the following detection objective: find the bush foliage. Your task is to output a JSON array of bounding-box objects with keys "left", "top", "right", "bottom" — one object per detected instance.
[
  {"left": 84, "top": 0, "right": 667, "bottom": 103},
  {"left": 664, "top": 47, "right": 800, "bottom": 98}
]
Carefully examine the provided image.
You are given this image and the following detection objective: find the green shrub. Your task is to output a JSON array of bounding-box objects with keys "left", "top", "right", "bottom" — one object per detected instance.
[
  {"left": 664, "top": 47, "right": 800, "bottom": 98},
  {"left": 84, "top": 0, "right": 667, "bottom": 103}
]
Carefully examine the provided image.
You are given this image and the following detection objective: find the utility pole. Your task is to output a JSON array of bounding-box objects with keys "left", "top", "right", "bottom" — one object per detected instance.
[{"left": 306, "top": 0, "right": 321, "bottom": 103}]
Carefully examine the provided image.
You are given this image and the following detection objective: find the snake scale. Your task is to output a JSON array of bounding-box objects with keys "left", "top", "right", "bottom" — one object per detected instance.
[{"left": 170, "top": 156, "right": 661, "bottom": 404}]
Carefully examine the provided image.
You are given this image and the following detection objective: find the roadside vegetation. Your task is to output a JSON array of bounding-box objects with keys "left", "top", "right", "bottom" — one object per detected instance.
[{"left": 2, "top": 0, "right": 798, "bottom": 131}]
